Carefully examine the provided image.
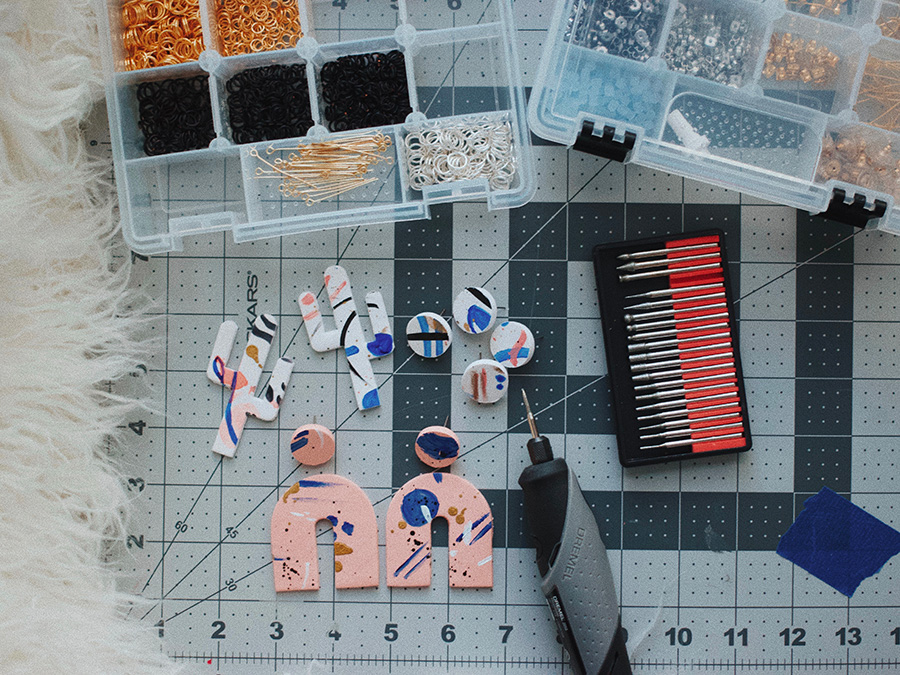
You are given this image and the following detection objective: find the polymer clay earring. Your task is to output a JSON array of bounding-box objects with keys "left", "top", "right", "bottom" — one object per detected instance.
[
  {"left": 386, "top": 419, "right": 492, "bottom": 588},
  {"left": 490, "top": 321, "right": 535, "bottom": 368},
  {"left": 406, "top": 311, "right": 452, "bottom": 358},
  {"left": 290, "top": 423, "right": 335, "bottom": 466},
  {"left": 207, "top": 314, "right": 293, "bottom": 458},
  {"left": 453, "top": 287, "right": 497, "bottom": 335},
  {"left": 272, "top": 475, "right": 379, "bottom": 591},
  {"left": 462, "top": 359, "right": 508, "bottom": 404},
  {"left": 415, "top": 425, "right": 460, "bottom": 469},
  {"left": 298, "top": 265, "right": 394, "bottom": 411},
  {"left": 386, "top": 472, "right": 493, "bottom": 588}
]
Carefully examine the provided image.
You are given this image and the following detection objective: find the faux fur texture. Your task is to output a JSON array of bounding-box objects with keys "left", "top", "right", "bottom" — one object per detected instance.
[{"left": 0, "top": 2, "right": 180, "bottom": 672}]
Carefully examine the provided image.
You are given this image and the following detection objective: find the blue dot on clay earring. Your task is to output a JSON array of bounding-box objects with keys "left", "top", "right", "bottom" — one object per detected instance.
[{"left": 462, "top": 359, "right": 508, "bottom": 404}]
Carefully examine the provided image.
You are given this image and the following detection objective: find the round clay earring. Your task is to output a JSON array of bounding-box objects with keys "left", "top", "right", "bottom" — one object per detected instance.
[
  {"left": 290, "top": 423, "right": 335, "bottom": 466},
  {"left": 462, "top": 359, "right": 508, "bottom": 404},
  {"left": 406, "top": 311, "right": 452, "bottom": 358},
  {"left": 453, "top": 287, "right": 497, "bottom": 335},
  {"left": 414, "top": 425, "right": 460, "bottom": 468},
  {"left": 490, "top": 321, "right": 535, "bottom": 368}
]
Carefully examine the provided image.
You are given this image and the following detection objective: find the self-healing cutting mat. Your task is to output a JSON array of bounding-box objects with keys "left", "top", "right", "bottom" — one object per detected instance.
[{"left": 100, "top": 0, "right": 900, "bottom": 671}]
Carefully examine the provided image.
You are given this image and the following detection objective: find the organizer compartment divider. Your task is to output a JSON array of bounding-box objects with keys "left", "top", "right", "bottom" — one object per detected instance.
[{"left": 98, "top": 0, "right": 535, "bottom": 253}]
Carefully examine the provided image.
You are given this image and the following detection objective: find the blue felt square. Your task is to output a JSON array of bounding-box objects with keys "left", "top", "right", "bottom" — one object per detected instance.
[{"left": 776, "top": 487, "right": 900, "bottom": 597}]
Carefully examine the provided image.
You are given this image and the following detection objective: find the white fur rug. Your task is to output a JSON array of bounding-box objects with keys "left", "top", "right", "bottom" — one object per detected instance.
[{"left": 0, "top": 2, "right": 179, "bottom": 672}]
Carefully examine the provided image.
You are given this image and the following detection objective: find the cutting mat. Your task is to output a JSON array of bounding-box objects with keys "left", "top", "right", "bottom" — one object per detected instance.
[{"left": 99, "top": 0, "right": 900, "bottom": 671}]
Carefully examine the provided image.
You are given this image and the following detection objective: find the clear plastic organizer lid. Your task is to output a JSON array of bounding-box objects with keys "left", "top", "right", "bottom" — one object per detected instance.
[
  {"left": 98, "top": 0, "right": 535, "bottom": 253},
  {"left": 528, "top": 0, "right": 900, "bottom": 235}
]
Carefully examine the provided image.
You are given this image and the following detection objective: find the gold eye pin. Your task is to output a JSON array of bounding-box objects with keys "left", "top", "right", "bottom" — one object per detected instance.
[
  {"left": 855, "top": 57, "right": 900, "bottom": 133},
  {"left": 250, "top": 131, "right": 392, "bottom": 206}
]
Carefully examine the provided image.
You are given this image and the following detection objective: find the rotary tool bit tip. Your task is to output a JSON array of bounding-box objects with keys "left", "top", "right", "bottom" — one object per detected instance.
[{"left": 522, "top": 390, "right": 539, "bottom": 439}]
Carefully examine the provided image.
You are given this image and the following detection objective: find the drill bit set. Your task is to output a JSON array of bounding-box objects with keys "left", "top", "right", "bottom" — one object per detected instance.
[{"left": 592, "top": 230, "right": 751, "bottom": 467}]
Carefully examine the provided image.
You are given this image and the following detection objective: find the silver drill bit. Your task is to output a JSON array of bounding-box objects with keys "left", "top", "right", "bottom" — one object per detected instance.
[
  {"left": 626, "top": 322, "right": 730, "bottom": 342},
  {"left": 625, "top": 301, "right": 728, "bottom": 323},
  {"left": 634, "top": 381, "right": 737, "bottom": 402},
  {"left": 625, "top": 302, "right": 727, "bottom": 324},
  {"left": 632, "top": 362, "right": 735, "bottom": 382},
  {"left": 633, "top": 371, "right": 736, "bottom": 393},
  {"left": 624, "top": 291, "right": 726, "bottom": 311},
  {"left": 617, "top": 243, "right": 721, "bottom": 261},
  {"left": 617, "top": 252, "right": 721, "bottom": 272},
  {"left": 636, "top": 401, "right": 740, "bottom": 422},
  {"left": 619, "top": 262, "right": 720, "bottom": 283},
  {"left": 627, "top": 331, "right": 731, "bottom": 353},
  {"left": 639, "top": 412, "right": 743, "bottom": 432},
  {"left": 635, "top": 392, "right": 738, "bottom": 413},
  {"left": 630, "top": 352, "right": 734, "bottom": 373},
  {"left": 627, "top": 312, "right": 730, "bottom": 333},
  {"left": 629, "top": 340, "right": 732, "bottom": 363},
  {"left": 639, "top": 421, "right": 745, "bottom": 441},
  {"left": 625, "top": 283, "right": 723, "bottom": 300},
  {"left": 641, "top": 432, "right": 743, "bottom": 451}
]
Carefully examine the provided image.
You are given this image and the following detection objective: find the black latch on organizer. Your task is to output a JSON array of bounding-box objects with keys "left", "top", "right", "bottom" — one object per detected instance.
[
  {"left": 573, "top": 121, "right": 636, "bottom": 163},
  {"left": 816, "top": 187, "right": 887, "bottom": 228}
]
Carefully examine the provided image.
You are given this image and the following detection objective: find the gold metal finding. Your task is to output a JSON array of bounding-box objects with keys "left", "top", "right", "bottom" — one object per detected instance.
[
  {"left": 215, "top": 0, "right": 302, "bottom": 56},
  {"left": 122, "top": 0, "right": 204, "bottom": 70},
  {"left": 786, "top": 0, "right": 847, "bottom": 18},
  {"left": 250, "top": 131, "right": 393, "bottom": 205},
  {"left": 762, "top": 32, "right": 839, "bottom": 86},
  {"left": 816, "top": 131, "right": 900, "bottom": 200},
  {"left": 879, "top": 13, "right": 900, "bottom": 40},
  {"left": 855, "top": 56, "right": 900, "bottom": 133}
]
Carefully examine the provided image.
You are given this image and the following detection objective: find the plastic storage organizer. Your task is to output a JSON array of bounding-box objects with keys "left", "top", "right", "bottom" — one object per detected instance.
[
  {"left": 529, "top": 0, "right": 900, "bottom": 234},
  {"left": 98, "top": 0, "right": 535, "bottom": 254}
]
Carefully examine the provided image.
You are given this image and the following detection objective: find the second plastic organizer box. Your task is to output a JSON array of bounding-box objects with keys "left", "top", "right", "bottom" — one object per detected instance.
[
  {"left": 529, "top": 0, "right": 900, "bottom": 234},
  {"left": 98, "top": 0, "right": 535, "bottom": 253}
]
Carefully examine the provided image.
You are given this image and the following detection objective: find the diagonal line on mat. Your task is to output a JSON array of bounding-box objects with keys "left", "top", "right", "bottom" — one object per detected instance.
[
  {"left": 261, "top": 226, "right": 362, "bottom": 386},
  {"left": 153, "top": 140, "right": 862, "bottom": 624},
  {"left": 157, "top": 373, "right": 606, "bottom": 623},
  {"left": 453, "top": 374, "right": 607, "bottom": 463},
  {"left": 733, "top": 227, "right": 863, "bottom": 305},
  {"left": 143, "top": 354, "right": 415, "bottom": 621},
  {"left": 140, "top": 462, "right": 302, "bottom": 621},
  {"left": 154, "top": 159, "right": 616, "bottom": 617},
  {"left": 165, "top": 560, "right": 273, "bottom": 623},
  {"left": 482, "top": 160, "right": 613, "bottom": 286},
  {"left": 422, "top": 0, "right": 495, "bottom": 116},
  {"left": 331, "top": 353, "right": 416, "bottom": 433},
  {"left": 140, "top": 457, "right": 223, "bottom": 594},
  {"left": 153, "top": 131, "right": 610, "bottom": 623},
  {"left": 362, "top": 158, "right": 397, "bottom": 205},
  {"left": 261, "top": 0, "right": 500, "bottom": 416}
]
